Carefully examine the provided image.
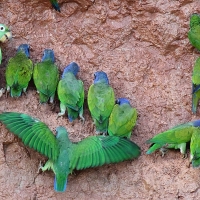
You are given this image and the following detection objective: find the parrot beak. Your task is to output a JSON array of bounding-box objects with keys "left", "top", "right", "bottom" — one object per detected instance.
[{"left": 0, "top": 31, "right": 12, "bottom": 43}]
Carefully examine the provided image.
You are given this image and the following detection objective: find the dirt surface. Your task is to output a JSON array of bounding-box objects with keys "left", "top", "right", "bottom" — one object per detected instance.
[{"left": 0, "top": 0, "right": 200, "bottom": 199}]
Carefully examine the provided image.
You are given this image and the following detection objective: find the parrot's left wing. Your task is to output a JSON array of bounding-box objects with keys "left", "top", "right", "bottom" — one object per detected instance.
[{"left": 70, "top": 136, "right": 141, "bottom": 171}]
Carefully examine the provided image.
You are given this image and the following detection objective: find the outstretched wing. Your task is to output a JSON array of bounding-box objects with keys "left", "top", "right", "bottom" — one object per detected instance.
[
  {"left": 70, "top": 136, "right": 140, "bottom": 171},
  {"left": 0, "top": 112, "right": 59, "bottom": 161}
]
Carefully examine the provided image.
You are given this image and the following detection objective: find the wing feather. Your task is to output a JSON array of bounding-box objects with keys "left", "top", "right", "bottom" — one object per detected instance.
[{"left": 0, "top": 112, "right": 59, "bottom": 161}]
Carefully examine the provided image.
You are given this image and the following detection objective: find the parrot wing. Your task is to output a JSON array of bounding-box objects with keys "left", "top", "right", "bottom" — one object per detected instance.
[
  {"left": 49, "top": 0, "right": 60, "bottom": 12},
  {"left": 146, "top": 122, "right": 194, "bottom": 145},
  {"left": 88, "top": 84, "right": 115, "bottom": 122},
  {"left": 190, "top": 128, "right": 200, "bottom": 168},
  {"left": 70, "top": 136, "right": 140, "bottom": 171},
  {"left": 108, "top": 104, "right": 137, "bottom": 136},
  {"left": 33, "top": 61, "right": 59, "bottom": 97},
  {"left": 58, "top": 73, "right": 84, "bottom": 111},
  {"left": 0, "top": 112, "right": 59, "bottom": 161},
  {"left": 6, "top": 52, "right": 33, "bottom": 89}
]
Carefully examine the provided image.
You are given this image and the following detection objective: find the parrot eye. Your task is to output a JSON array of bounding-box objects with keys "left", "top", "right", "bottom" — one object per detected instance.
[{"left": 0, "top": 26, "right": 5, "bottom": 32}]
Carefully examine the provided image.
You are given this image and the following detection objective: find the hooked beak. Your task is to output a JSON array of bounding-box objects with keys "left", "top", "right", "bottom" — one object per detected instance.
[{"left": 0, "top": 31, "right": 12, "bottom": 43}]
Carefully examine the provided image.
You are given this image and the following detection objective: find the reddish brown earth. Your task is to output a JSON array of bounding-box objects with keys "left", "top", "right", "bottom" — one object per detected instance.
[{"left": 0, "top": 0, "right": 200, "bottom": 199}]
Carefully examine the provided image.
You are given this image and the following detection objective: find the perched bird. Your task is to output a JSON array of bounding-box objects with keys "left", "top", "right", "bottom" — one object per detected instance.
[
  {"left": 192, "top": 57, "right": 200, "bottom": 114},
  {"left": 0, "top": 112, "right": 141, "bottom": 192},
  {"left": 88, "top": 71, "right": 115, "bottom": 134},
  {"left": 0, "top": 24, "right": 12, "bottom": 64},
  {"left": 188, "top": 13, "right": 200, "bottom": 51},
  {"left": 190, "top": 129, "right": 200, "bottom": 168},
  {"left": 5, "top": 44, "right": 33, "bottom": 97},
  {"left": 146, "top": 120, "right": 200, "bottom": 157},
  {"left": 57, "top": 62, "right": 84, "bottom": 122},
  {"left": 50, "top": 0, "right": 60, "bottom": 12},
  {"left": 108, "top": 98, "right": 137, "bottom": 138},
  {"left": 33, "top": 49, "right": 59, "bottom": 104}
]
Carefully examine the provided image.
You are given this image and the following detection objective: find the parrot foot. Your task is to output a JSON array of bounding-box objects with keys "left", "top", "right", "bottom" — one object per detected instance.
[
  {"left": 182, "top": 153, "right": 187, "bottom": 159},
  {"left": 0, "top": 88, "right": 5, "bottom": 97},
  {"left": 37, "top": 161, "right": 43, "bottom": 173},
  {"left": 79, "top": 116, "right": 85, "bottom": 124},
  {"left": 57, "top": 112, "right": 65, "bottom": 119},
  {"left": 160, "top": 147, "right": 167, "bottom": 157}
]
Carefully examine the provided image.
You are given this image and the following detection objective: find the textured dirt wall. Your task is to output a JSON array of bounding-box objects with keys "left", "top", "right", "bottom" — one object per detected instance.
[{"left": 0, "top": 0, "right": 200, "bottom": 199}]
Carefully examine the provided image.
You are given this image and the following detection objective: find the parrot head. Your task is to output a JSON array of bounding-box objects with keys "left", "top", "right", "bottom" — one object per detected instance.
[
  {"left": 17, "top": 44, "right": 30, "bottom": 58},
  {"left": 192, "top": 120, "right": 200, "bottom": 127},
  {"left": 0, "top": 24, "right": 12, "bottom": 43},
  {"left": 93, "top": 71, "right": 109, "bottom": 84},
  {"left": 62, "top": 62, "right": 80, "bottom": 78},
  {"left": 42, "top": 49, "right": 55, "bottom": 63},
  {"left": 116, "top": 98, "right": 131, "bottom": 105}
]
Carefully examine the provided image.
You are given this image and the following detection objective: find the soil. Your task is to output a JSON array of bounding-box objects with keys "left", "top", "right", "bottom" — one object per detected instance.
[{"left": 0, "top": 0, "right": 200, "bottom": 199}]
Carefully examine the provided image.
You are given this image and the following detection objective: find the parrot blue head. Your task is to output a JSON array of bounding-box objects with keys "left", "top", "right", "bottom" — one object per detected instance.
[
  {"left": 41, "top": 49, "right": 55, "bottom": 63},
  {"left": 62, "top": 62, "right": 80, "bottom": 78},
  {"left": 93, "top": 71, "right": 109, "bottom": 84},
  {"left": 192, "top": 120, "right": 200, "bottom": 127},
  {"left": 17, "top": 44, "right": 30, "bottom": 58},
  {"left": 116, "top": 98, "right": 131, "bottom": 105}
]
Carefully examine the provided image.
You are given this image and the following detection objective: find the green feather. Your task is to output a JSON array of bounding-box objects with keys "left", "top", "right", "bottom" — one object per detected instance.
[
  {"left": 146, "top": 122, "right": 195, "bottom": 155},
  {"left": 108, "top": 103, "right": 137, "bottom": 138},
  {"left": 190, "top": 129, "right": 200, "bottom": 168},
  {"left": 188, "top": 14, "right": 200, "bottom": 50},
  {"left": 6, "top": 51, "right": 33, "bottom": 97},
  {"left": 0, "top": 112, "right": 59, "bottom": 161},
  {"left": 88, "top": 83, "right": 115, "bottom": 133},
  {"left": 57, "top": 72, "right": 84, "bottom": 121},
  {"left": 33, "top": 60, "right": 59, "bottom": 103}
]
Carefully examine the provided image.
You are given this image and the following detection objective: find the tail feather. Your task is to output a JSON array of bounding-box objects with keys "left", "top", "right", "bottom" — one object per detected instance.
[
  {"left": 192, "top": 93, "right": 199, "bottom": 114},
  {"left": 54, "top": 176, "right": 67, "bottom": 192},
  {"left": 50, "top": 0, "right": 60, "bottom": 12},
  {"left": 192, "top": 159, "right": 200, "bottom": 168},
  {"left": 146, "top": 143, "right": 162, "bottom": 154}
]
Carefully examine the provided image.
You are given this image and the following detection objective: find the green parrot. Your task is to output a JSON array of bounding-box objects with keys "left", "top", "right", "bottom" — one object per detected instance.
[
  {"left": 0, "top": 24, "right": 12, "bottom": 64},
  {"left": 88, "top": 71, "right": 115, "bottom": 134},
  {"left": 188, "top": 13, "right": 200, "bottom": 51},
  {"left": 6, "top": 44, "right": 33, "bottom": 97},
  {"left": 33, "top": 49, "right": 59, "bottom": 104},
  {"left": 192, "top": 57, "right": 200, "bottom": 114},
  {"left": 146, "top": 120, "right": 200, "bottom": 157},
  {"left": 108, "top": 98, "right": 137, "bottom": 138},
  {"left": 57, "top": 62, "right": 84, "bottom": 122},
  {"left": 0, "top": 112, "right": 141, "bottom": 192},
  {"left": 50, "top": 0, "right": 60, "bottom": 12},
  {"left": 190, "top": 128, "right": 200, "bottom": 168}
]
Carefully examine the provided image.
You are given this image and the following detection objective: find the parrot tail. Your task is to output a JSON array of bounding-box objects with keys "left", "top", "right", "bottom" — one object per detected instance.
[
  {"left": 192, "top": 93, "right": 199, "bottom": 114},
  {"left": 67, "top": 107, "right": 79, "bottom": 122},
  {"left": 192, "top": 158, "right": 200, "bottom": 168},
  {"left": 10, "top": 87, "right": 22, "bottom": 97},
  {"left": 146, "top": 143, "right": 162, "bottom": 154},
  {"left": 54, "top": 176, "right": 67, "bottom": 192},
  {"left": 39, "top": 92, "right": 49, "bottom": 104},
  {"left": 50, "top": 0, "right": 60, "bottom": 12}
]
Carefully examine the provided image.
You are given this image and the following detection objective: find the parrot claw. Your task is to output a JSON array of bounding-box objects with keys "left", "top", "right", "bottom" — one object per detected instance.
[
  {"left": 160, "top": 147, "right": 167, "bottom": 157},
  {"left": 182, "top": 153, "right": 187, "bottom": 159},
  {"left": 79, "top": 116, "right": 85, "bottom": 124},
  {"left": 37, "top": 161, "right": 43, "bottom": 173},
  {"left": 0, "top": 88, "right": 5, "bottom": 97},
  {"left": 57, "top": 112, "right": 65, "bottom": 119}
]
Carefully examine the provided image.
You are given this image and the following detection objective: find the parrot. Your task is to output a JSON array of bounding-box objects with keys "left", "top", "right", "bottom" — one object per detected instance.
[
  {"left": 33, "top": 49, "right": 59, "bottom": 104},
  {"left": 146, "top": 120, "right": 200, "bottom": 157},
  {"left": 108, "top": 98, "right": 137, "bottom": 138},
  {"left": 5, "top": 44, "right": 33, "bottom": 97},
  {"left": 88, "top": 71, "right": 115, "bottom": 134},
  {"left": 192, "top": 57, "right": 200, "bottom": 114},
  {"left": 50, "top": 0, "right": 60, "bottom": 12},
  {"left": 188, "top": 13, "right": 200, "bottom": 51},
  {"left": 190, "top": 128, "right": 200, "bottom": 168},
  {"left": 57, "top": 62, "right": 84, "bottom": 122},
  {"left": 0, "top": 112, "right": 141, "bottom": 192},
  {"left": 0, "top": 24, "right": 12, "bottom": 64}
]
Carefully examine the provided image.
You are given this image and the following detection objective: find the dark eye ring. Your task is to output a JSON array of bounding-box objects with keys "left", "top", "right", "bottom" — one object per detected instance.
[{"left": 0, "top": 26, "right": 5, "bottom": 31}]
